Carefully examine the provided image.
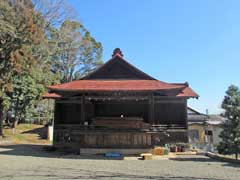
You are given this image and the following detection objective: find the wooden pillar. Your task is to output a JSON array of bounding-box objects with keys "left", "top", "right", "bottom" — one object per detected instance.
[
  {"left": 184, "top": 99, "right": 188, "bottom": 129},
  {"left": 81, "top": 94, "right": 85, "bottom": 124},
  {"left": 148, "top": 94, "right": 155, "bottom": 124},
  {"left": 52, "top": 101, "right": 59, "bottom": 147},
  {"left": 152, "top": 95, "right": 155, "bottom": 124},
  {"left": 54, "top": 101, "right": 60, "bottom": 124},
  {"left": 184, "top": 98, "right": 189, "bottom": 143}
]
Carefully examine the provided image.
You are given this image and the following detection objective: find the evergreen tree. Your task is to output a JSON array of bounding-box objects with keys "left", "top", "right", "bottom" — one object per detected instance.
[
  {"left": 0, "top": 0, "right": 103, "bottom": 135},
  {"left": 0, "top": 0, "right": 45, "bottom": 88},
  {"left": 217, "top": 85, "right": 240, "bottom": 160}
]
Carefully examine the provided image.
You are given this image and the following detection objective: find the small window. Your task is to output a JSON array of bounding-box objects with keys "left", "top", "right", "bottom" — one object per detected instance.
[{"left": 205, "top": 130, "right": 213, "bottom": 136}]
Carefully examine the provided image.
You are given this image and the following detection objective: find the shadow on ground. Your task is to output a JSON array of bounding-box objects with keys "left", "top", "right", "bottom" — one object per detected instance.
[
  {"left": 0, "top": 143, "right": 240, "bottom": 168},
  {"left": 0, "top": 144, "right": 55, "bottom": 158},
  {"left": 0, "top": 144, "right": 123, "bottom": 160},
  {"left": 169, "top": 156, "right": 217, "bottom": 162},
  {"left": 169, "top": 156, "right": 240, "bottom": 168},
  {"left": 21, "top": 126, "right": 47, "bottom": 139}
]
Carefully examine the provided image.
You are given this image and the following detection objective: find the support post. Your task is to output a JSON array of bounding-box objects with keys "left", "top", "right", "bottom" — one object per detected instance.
[
  {"left": 185, "top": 99, "right": 188, "bottom": 128},
  {"left": 148, "top": 94, "right": 155, "bottom": 124},
  {"left": 184, "top": 98, "right": 189, "bottom": 143},
  {"left": 81, "top": 94, "right": 85, "bottom": 124},
  {"left": 52, "top": 101, "right": 58, "bottom": 147},
  {"left": 152, "top": 95, "right": 155, "bottom": 124},
  {"left": 54, "top": 101, "right": 59, "bottom": 124}
]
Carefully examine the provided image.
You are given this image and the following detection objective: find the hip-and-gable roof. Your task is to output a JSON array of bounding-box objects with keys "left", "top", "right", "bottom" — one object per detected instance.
[{"left": 43, "top": 48, "right": 198, "bottom": 99}]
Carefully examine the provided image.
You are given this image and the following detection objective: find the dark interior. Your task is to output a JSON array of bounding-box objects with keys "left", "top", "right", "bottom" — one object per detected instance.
[
  {"left": 55, "top": 100, "right": 186, "bottom": 125},
  {"left": 94, "top": 101, "right": 148, "bottom": 121}
]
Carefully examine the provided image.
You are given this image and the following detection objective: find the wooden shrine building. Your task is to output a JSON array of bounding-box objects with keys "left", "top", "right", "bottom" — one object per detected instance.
[{"left": 43, "top": 48, "right": 198, "bottom": 151}]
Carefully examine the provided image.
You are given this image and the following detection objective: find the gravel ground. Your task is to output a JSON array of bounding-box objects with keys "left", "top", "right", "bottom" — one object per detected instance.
[{"left": 0, "top": 144, "right": 239, "bottom": 180}]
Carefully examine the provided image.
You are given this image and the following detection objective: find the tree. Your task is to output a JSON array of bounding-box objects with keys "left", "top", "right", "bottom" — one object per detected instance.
[
  {"left": 77, "top": 31, "right": 103, "bottom": 77},
  {"left": 0, "top": 0, "right": 45, "bottom": 134},
  {"left": 0, "top": 0, "right": 103, "bottom": 135},
  {"left": 217, "top": 85, "right": 240, "bottom": 160},
  {"left": 6, "top": 74, "right": 40, "bottom": 126},
  {"left": 0, "top": 0, "right": 45, "bottom": 85},
  {"left": 33, "top": 0, "right": 76, "bottom": 27},
  {"left": 50, "top": 20, "right": 103, "bottom": 83}
]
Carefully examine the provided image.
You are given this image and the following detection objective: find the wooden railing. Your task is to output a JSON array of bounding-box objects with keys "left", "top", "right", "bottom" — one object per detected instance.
[{"left": 55, "top": 124, "right": 187, "bottom": 132}]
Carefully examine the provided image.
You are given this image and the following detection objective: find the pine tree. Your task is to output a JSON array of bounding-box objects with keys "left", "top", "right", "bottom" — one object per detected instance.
[{"left": 217, "top": 85, "right": 240, "bottom": 160}]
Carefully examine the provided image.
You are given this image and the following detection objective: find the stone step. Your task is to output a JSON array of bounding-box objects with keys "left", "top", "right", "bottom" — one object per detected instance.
[{"left": 80, "top": 148, "right": 152, "bottom": 155}]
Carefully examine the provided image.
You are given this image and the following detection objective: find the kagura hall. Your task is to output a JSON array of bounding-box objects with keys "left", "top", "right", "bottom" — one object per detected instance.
[{"left": 44, "top": 48, "right": 198, "bottom": 152}]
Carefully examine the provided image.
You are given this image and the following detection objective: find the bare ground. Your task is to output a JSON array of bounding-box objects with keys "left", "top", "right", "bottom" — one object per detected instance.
[{"left": 0, "top": 144, "right": 239, "bottom": 180}]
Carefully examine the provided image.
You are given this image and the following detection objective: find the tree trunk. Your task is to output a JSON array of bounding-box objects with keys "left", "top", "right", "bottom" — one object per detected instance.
[
  {"left": 0, "top": 117, "right": 3, "bottom": 137},
  {"left": 0, "top": 98, "right": 3, "bottom": 137},
  {"left": 12, "top": 116, "right": 19, "bottom": 135}
]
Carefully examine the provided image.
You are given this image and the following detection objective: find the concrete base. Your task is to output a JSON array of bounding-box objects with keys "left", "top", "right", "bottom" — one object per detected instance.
[{"left": 80, "top": 148, "right": 152, "bottom": 155}]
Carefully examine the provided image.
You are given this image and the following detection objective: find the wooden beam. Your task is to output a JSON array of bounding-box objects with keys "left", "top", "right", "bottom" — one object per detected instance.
[
  {"left": 155, "top": 100, "right": 185, "bottom": 104},
  {"left": 56, "top": 100, "right": 82, "bottom": 104},
  {"left": 84, "top": 96, "right": 149, "bottom": 101}
]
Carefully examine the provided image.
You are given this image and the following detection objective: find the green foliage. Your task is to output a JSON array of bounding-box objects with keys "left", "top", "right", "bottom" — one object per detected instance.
[
  {"left": 0, "top": 0, "right": 45, "bottom": 88},
  {"left": 6, "top": 74, "right": 40, "bottom": 119},
  {"left": 50, "top": 20, "right": 103, "bottom": 82},
  {"left": 0, "top": 0, "right": 103, "bottom": 129},
  {"left": 217, "top": 85, "right": 240, "bottom": 160},
  {"left": 77, "top": 31, "right": 103, "bottom": 76}
]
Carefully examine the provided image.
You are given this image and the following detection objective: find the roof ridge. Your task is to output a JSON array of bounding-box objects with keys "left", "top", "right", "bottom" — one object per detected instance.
[{"left": 171, "top": 82, "right": 189, "bottom": 87}]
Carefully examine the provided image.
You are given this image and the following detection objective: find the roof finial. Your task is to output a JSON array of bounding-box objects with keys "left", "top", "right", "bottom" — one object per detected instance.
[{"left": 112, "top": 48, "right": 123, "bottom": 57}]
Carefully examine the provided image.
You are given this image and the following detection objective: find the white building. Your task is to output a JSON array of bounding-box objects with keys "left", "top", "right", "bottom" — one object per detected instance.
[{"left": 205, "top": 115, "right": 226, "bottom": 146}]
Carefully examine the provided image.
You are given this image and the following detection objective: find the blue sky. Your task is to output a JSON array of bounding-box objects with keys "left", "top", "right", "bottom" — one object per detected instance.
[{"left": 69, "top": 0, "right": 240, "bottom": 114}]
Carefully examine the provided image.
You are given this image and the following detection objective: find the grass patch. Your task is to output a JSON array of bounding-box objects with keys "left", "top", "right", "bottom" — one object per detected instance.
[{"left": 2, "top": 123, "right": 50, "bottom": 144}]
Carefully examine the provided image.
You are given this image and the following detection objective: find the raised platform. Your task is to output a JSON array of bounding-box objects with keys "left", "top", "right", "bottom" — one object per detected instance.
[
  {"left": 54, "top": 125, "right": 188, "bottom": 150},
  {"left": 79, "top": 148, "right": 152, "bottom": 155}
]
